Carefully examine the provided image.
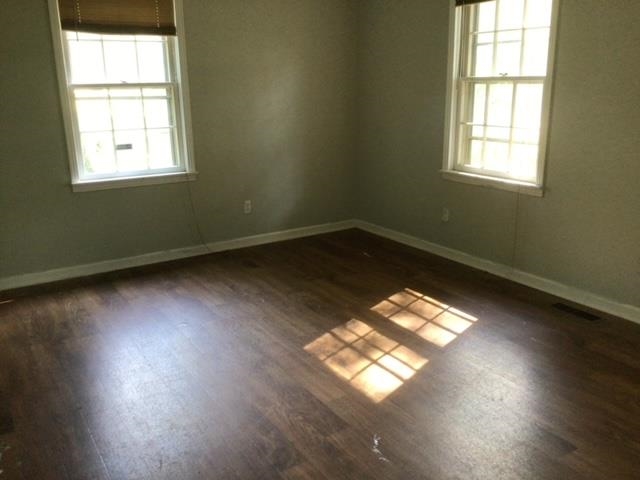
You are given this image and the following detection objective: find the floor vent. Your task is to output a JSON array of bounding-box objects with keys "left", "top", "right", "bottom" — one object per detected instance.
[{"left": 553, "top": 303, "right": 600, "bottom": 321}]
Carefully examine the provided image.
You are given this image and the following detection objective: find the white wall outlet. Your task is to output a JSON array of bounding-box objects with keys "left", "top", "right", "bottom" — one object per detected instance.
[
  {"left": 441, "top": 207, "right": 450, "bottom": 223},
  {"left": 243, "top": 200, "right": 252, "bottom": 214}
]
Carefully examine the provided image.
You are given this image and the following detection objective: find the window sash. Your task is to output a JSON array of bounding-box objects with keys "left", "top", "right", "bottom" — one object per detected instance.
[
  {"left": 460, "top": 5, "right": 551, "bottom": 80},
  {"left": 454, "top": 77, "right": 544, "bottom": 182},
  {"left": 68, "top": 84, "right": 183, "bottom": 180},
  {"left": 443, "top": 0, "right": 557, "bottom": 190},
  {"left": 61, "top": 34, "right": 187, "bottom": 180}
]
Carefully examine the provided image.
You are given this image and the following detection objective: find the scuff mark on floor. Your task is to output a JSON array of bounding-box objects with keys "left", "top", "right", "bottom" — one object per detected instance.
[
  {"left": 0, "top": 442, "right": 10, "bottom": 475},
  {"left": 372, "top": 434, "right": 390, "bottom": 463}
]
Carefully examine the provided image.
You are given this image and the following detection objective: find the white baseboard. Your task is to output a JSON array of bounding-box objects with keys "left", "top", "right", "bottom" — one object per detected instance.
[
  {"left": 0, "top": 220, "right": 356, "bottom": 292},
  {"left": 354, "top": 220, "right": 640, "bottom": 325},
  {"left": 2, "top": 218, "right": 638, "bottom": 326},
  {"left": 0, "top": 245, "right": 211, "bottom": 293},
  {"left": 205, "top": 220, "right": 357, "bottom": 253}
]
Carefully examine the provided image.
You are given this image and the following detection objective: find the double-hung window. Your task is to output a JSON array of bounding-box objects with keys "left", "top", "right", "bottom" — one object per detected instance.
[
  {"left": 48, "top": 0, "right": 195, "bottom": 191},
  {"left": 443, "top": 0, "right": 559, "bottom": 195}
]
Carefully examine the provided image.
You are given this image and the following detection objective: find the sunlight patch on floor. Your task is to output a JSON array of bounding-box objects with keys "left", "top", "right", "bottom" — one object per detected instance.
[
  {"left": 371, "top": 289, "right": 477, "bottom": 347},
  {"left": 304, "top": 319, "right": 428, "bottom": 402}
]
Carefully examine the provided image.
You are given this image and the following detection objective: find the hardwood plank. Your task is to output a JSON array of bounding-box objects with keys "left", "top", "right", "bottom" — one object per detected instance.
[{"left": 0, "top": 229, "right": 639, "bottom": 478}]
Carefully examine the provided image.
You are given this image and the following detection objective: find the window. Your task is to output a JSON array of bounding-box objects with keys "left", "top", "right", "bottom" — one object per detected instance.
[
  {"left": 443, "top": 0, "right": 559, "bottom": 196},
  {"left": 48, "top": 0, "right": 195, "bottom": 191}
]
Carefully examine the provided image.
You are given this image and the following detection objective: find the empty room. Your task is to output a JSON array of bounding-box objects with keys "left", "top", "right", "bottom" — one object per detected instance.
[{"left": 1, "top": 0, "right": 639, "bottom": 478}]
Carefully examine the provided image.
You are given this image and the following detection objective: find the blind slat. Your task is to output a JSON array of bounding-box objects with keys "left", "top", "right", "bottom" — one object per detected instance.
[
  {"left": 58, "top": 0, "right": 176, "bottom": 36},
  {"left": 455, "top": 0, "right": 496, "bottom": 6}
]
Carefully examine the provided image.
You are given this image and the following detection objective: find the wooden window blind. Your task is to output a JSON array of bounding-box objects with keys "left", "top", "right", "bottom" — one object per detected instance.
[
  {"left": 455, "top": 0, "right": 495, "bottom": 6},
  {"left": 57, "top": 0, "right": 176, "bottom": 36}
]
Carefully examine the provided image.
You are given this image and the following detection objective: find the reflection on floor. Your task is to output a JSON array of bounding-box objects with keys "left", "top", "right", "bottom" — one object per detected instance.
[
  {"left": 305, "top": 289, "right": 478, "bottom": 402},
  {"left": 304, "top": 319, "right": 428, "bottom": 402}
]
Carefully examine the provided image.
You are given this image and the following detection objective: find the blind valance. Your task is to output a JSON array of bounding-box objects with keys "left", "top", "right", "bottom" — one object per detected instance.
[{"left": 58, "top": 0, "right": 176, "bottom": 36}]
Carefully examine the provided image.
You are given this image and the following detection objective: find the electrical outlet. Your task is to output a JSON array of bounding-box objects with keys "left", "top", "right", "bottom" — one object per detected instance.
[
  {"left": 243, "top": 200, "right": 252, "bottom": 214},
  {"left": 441, "top": 207, "right": 450, "bottom": 223}
]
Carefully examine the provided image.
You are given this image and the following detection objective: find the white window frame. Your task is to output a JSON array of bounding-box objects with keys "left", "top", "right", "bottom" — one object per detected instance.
[
  {"left": 47, "top": 0, "right": 196, "bottom": 192},
  {"left": 442, "top": 0, "right": 560, "bottom": 197}
]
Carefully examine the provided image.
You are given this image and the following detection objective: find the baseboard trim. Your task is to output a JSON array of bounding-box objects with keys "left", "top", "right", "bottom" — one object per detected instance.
[
  {"left": 354, "top": 220, "right": 640, "bottom": 325},
  {"left": 0, "top": 220, "right": 357, "bottom": 293},
  {"left": 2, "top": 218, "right": 638, "bottom": 325},
  {"left": 205, "top": 220, "right": 357, "bottom": 253}
]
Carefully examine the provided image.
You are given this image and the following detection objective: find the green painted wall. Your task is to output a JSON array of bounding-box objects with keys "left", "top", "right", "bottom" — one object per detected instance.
[
  {"left": 356, "top": 0, "right": 640, "bottom": 307},
  {"left": 2, "top": 0, "right": 638, "bottom": 309},
  {"left": 0, "top": 0, "right": 357, "bottom": 278}
]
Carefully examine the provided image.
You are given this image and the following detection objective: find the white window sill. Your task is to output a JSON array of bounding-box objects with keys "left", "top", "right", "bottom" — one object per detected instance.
[
  {"left": 72, "top": 171, "right": 198, "bottom": 193},
  {"left": 441, "top": 170, "right": 544, "bottom": 197}
]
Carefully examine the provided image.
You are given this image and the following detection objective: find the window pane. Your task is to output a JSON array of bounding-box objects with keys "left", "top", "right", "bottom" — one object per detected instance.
[
  {"left": 525, "top": 0, "right": 553, "bottom": 27},
  {"left": 111, "top": 98, "right": 145, "bottom": 130},
  {"left": 486, "top": 126, "right": 510, "bottom": 140},
  {"left": 497, "top": 0, "right": 525, "bottom": 31},
  {"left": 522, "top": 29, "right": 550, "bottom": 75},
  {"left": 81, "top": 132, "right": 116, "bottom": 174},
  {"left": 510, "top": 144, "right": 538, "bottom": 181},
  {"left": 487, "top": 83, "right": 513, "bottom": 127},
  {"left": 497, "top": 30, "right": 520, "bottom": 42},
  {"left": 144, "top": 99, "right": 171, "bottom": 128},
  {"left": 472, "top": 84, "right": 486, "bottom": 125},
  {"left": 104, "top": 40, "right": 139, "bottom": 83},
  {"left": 512, "top": 127, "right": 539, "bottom": 145},
  {"left": 147, "top": 129, "right": 176, "bottom": 168},
  {"left": 484, "top": 141, "right": 509, "bottom": 172},
  {"left": 137, "top": 41, "right": 168, "bottom": 82},
  {"left": 111, "top": 35, "right": 136, "bottom": 41},
  {"left": 469, "top": 140, "right": 483, "bottom": 168},
  {"left": 513, "top": 83, "right": 543, "bottom": 132},
  {"left": 495, "top": 40, "right": 521, "bottom": 76},
  {"left": 476, "top": 32, "right": 494, "bottom": 44},
  {"left": 68, "top": 40, "right": 105, "bottom": 84},
  {"left": 477, "top": 2, "right": 497, "bottom": 32},
  {"left": 114, "top": 130, "right": 148, "bottom": 172},
  {"left": 76, "top": 32, "right": 101, "bottom": 40},
  {"left": 76, "top": 99, "right": 111, "bottom": 132},
  {"left": 472, "top": 126, "right": 484, "bottom": 138},
  {"left": 473, "top": 44, "right": 493, "bottom": 77}
]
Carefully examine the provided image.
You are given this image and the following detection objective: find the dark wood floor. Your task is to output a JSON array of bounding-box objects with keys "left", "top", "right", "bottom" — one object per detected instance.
[{"left": 1, "top": 229, "right": 639, "bottom": 479}]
